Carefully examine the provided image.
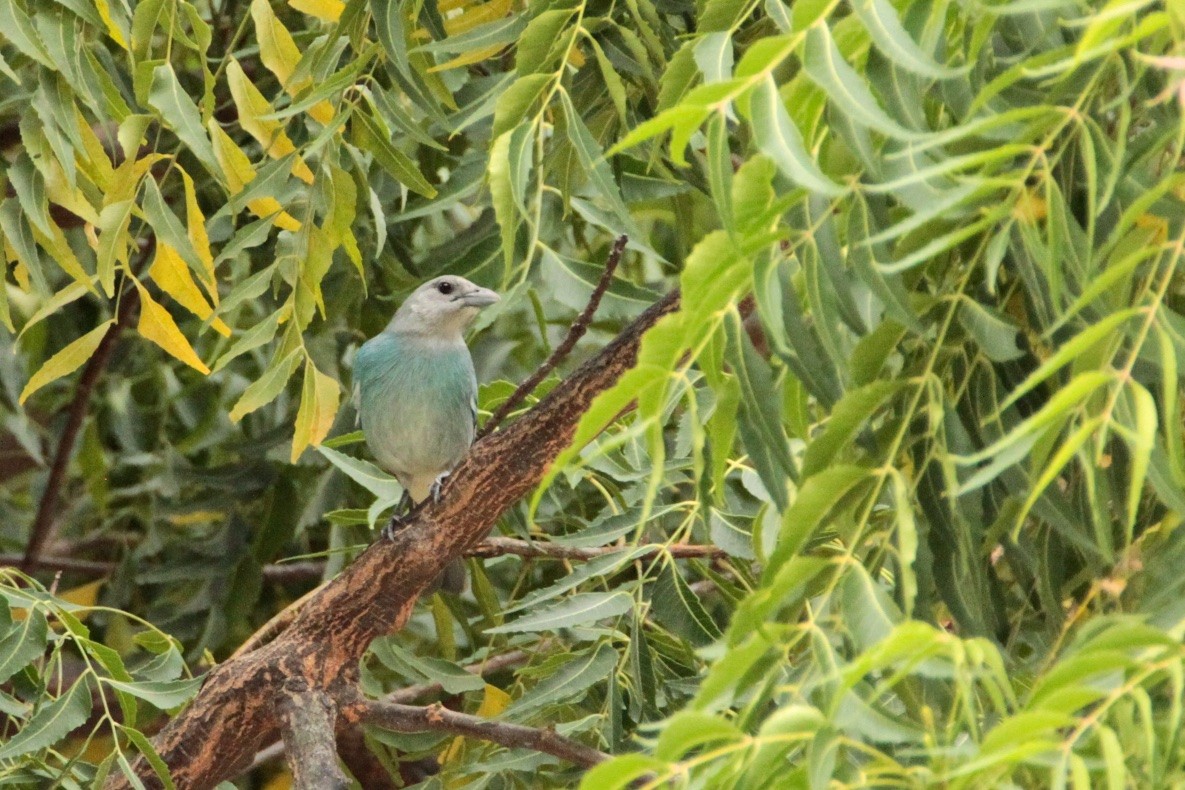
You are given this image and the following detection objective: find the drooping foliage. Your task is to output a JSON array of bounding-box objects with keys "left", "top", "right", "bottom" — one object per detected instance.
[{"left": 2, "top": 0, "right": 1185, "bottom": 785}]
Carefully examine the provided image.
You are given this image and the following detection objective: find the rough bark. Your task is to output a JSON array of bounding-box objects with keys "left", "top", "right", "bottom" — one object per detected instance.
[
  {"left": 278, "top": 685, "right": 351, "bottom": 790},
  {"left": 109, "top": 289, "right": 679, "bottom": 789}
]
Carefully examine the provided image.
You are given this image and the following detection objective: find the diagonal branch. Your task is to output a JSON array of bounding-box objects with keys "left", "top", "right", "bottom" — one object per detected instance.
[
  {"left": 479, "top": 235, "right": 628, "bottom": 438},
  {"left": 351, "top": 698, "right": 609, "bottom": 769},
  {"left": 110, "top": 288, "right": 680, "bottom": 789},
  {"left": 22, "top": 238, "right": 155, "bottom": 573}
]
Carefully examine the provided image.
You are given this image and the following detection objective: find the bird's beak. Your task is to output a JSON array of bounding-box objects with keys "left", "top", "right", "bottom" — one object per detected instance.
[{"left": 462, "top": 287, "right": 500, "bottom": 308}]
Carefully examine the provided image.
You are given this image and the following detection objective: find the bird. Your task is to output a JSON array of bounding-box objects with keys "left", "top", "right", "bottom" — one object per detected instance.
[{"left": 353, "top": 275, "right": 499, "bottom": 592}]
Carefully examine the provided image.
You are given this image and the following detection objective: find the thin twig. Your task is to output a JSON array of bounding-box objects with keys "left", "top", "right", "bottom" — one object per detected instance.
[
  {"left": 22, "top": 238, "right": 156, "bottom": 572},
  {"left": 354, "top": 699, "right": 609, "bottom": 769},
  {"left": 469, "top": 537, "right": 726, "bottom": 562},
  {"left": 479, "top": 235, "right": 628, "bottom": 438},
  {"left": 2, "top": 553, "right": 327, "bottom": 584}
]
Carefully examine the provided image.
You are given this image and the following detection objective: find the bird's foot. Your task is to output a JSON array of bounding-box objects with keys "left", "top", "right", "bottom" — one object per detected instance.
[
  {"left": 429, "top": 471, "right": 451, "bottom": 503},
  {"left": 382, "top": 491, "right": 413, "bottom": 542},
  {"left": 381, "top": 513, "right": 408, "bottom": 542}
]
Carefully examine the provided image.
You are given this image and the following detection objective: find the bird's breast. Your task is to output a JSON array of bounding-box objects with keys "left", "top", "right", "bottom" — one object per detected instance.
[{"left": 355, "top": 334, "right": 476, "bottom": 486}]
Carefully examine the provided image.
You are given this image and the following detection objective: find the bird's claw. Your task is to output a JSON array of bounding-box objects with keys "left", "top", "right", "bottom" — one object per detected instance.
[
  {"left": 429, "top": 472, "right": 451, "bottom": 503},
  {"left": 381, "top": 513, "right": 408, "bottom": 542}
]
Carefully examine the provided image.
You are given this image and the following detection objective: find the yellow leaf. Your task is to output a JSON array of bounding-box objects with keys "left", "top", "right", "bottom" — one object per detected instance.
[
  {"left": 288, "top": 0, "right": 343, "bottom": 22},
  {"left": 135, "top": 282, "right": 211, "bottom": 374},
  {"left": 94, "top": 0, "right": 129, "bottom": 49},
  {"left": 430, "top": 44, "right": 507, "bottom": 72},
  {"left": 209, "top": 121, "right": 303, "bottom": 231},
  {"left": 19, "top": 320, "right": 114, "bottom": 404},
  {"left": 179, "top": 169, "right": 218, "bottom": 302},
  {"left": 226, "top": 59, "right": 316, "bottom": 185},
  {"left": 149, "top": 243, "right": 231, "bottom": 336},
  {"left": 75, "top": 110, "right": 116, "bottom": 192},
  {"left": 1013, "top": 189, "right": 1047, "bottom": 223},
  {"left": 43, "top": 151, "right": 102, "bottom": 225},
  {"left": 252, "top": 0, "right": 302, "bottom": 86},
  {"left": 252, "top": 0, "right": 336, "bottom": 125},
  {"left": 60, "top": 579, "right": 105, "bottom": 608},
  {"left": 440, "top": 684, "right": 512, "bottom": 765},
  {"left": 1135, "top": 212, "right": 1169, "bottom": 244},
  {"left": 166, "top": 510, "right": 225, "bottom": 525},
  {"left": 444, "top": 0, "right": 512, "bottom": 35},
  {"left": 474, "top": 684, "right": 511, "bottom": 717},
  {"left": 13, "top": 260, "right": 31, "bottom": 291},
  {"left": 290, "top": 359, "right": 341, "bottom": 461}
]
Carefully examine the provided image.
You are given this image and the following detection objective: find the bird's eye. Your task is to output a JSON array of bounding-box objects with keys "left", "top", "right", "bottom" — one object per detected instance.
[{"left": 437, "top": 281, "right": 454, "bottom": 295}]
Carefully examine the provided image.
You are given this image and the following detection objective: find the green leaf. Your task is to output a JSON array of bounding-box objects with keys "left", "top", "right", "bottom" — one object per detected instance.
[
  {"left": 19, "top": 320, "right": 114, "bottom": 405},
  {"left": 227, "top": 348, "right": 302, "bottom": 422},
  {"left": 102, "top": 677, "right": 203, "bottom": 710},
  {"left": 0, "top": 678, "right": 92, "bottom": 760},
  {"left": 651, "top": 562, "right": 722, "bottom": 645},
  {"left": 766, "top": 465, "right": 870, "bottom": 578},
  {"left": 654, "top": 711, "right": 742, "bottom": 760},
  {"left": 350, "top": 104, "right": 436, "bottom": 197},
  {"left": 486, "top": 592, "right": 633, "bottom": 634},
  {"left": 747, "top": 74, "right": 842, "bottom": 195},
  {"left": 146, "top": 63, "right": 216, "bottom": 171},
  {"left": 802, "top": 380, "right": 903, "bottom": 478},
  {"left": 509, "top": 642, "right": 619, "bottom": 714},
  {"left": 371, "top": 639, "right": 486, "bottom": 694},
  {"left": 802, "top": 24, "right": 919, "bottom": 139},
  {"left": 492, "top": 73, "right": 550, "bottom": 138},
  {"left": 579, "top": 755, "right": 668, "bottom": 790},
  {"left": 999, "top": 308, "right": 1140, "bottom": 412},
  {"left": 726, "top": 310, "right": 797, "bottom": 509},
  {"left": 516, "top": 8, "right": 576, "bottom": 74},
  {"left": 505, "top": 548, "right": 649, "bottom": 614},
  {"left": 958, "top": 299, "right": 1024, "bottom": 362},
  {"left": 317, "top": 445, "right": 403, "bottom": 501},
  {"left": 850, "top": 0, "right": 964, "bottom": 79},
  {"left": 0, "top": 608, "right": 49, "bottom": 685}
]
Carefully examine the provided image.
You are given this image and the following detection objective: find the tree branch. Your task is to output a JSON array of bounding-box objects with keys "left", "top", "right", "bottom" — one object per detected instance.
[
  {"left": 22, "top": 238, "right": 155, "bottom": 572},
  {"left": 353, "top": 699, "right": 609, "bottom": 770},
  {"left": 245, "top": 645, "right": 540, "bottom": 776},
  {"left": 110, "top": 288, "right": 680, "bottom": 789},
  {"left": 278, "top": 685, "right": 351, "bottom": 790},
  {"left": 479, "top": 235, "right": 628, "bottom": 438}
]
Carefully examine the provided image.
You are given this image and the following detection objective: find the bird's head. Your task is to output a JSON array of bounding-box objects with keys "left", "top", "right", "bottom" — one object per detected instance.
[{"left": 387, "top": 275, "right": 500, "bottom": 338}]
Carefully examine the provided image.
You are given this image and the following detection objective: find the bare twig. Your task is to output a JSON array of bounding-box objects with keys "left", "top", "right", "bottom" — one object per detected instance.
[
  {"left": 353, "top": 699, "right": 609, "bottom": 770},
  {"left": 278, "top": 685, "right": 351, "bottom": 790},
  {"left": 22, "top": 238, "right": 156, "bottom": 572},
  {"left": 479, "top": 235, "right": 628, "bottom": 438},
  {"left": 1, "top": 554, "right": 326, "bottom": 584},
  {"left": 469, "top": 537, "right": 726, "bottom": 562}
]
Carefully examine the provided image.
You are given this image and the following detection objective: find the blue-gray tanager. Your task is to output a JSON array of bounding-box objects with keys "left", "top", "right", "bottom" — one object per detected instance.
[{"left": 354, "top": 275, "right": 499, "bottom": 588}]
